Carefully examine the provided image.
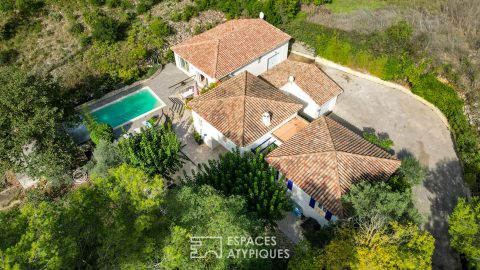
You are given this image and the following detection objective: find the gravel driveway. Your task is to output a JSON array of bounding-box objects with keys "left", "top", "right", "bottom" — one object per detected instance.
[{"left": 320, "top": 64, "right": 468, "bottom": 269}]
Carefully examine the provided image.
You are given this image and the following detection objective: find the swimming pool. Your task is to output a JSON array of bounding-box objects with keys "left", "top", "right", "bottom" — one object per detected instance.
[{"left": 91, "top": 87, "right": 165, "bottom": 128}]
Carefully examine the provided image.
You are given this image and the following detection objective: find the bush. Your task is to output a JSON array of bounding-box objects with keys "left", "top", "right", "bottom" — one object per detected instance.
[
  {"left": 192, "top": 130, "right": 203, "bottom": 145},
  {"left": 90, "top": 123, "right": 114, "bottom": 145},
  {"left": 150, "top": 18, "right": 171, "bottom": 36},
  {"left": 0, "top": 49, "right": 18, "bottom": 65},
  {"left": 362, "top": 131, "right": 394, "bottom": 151},
  {"left": 181, "top": 5, "right": 199, "bottom": 21},
  {"left": 82, "top": 108, "right": 114, "bottom": 145},
  {"left": 136, "top": 0, "right": 158, "bottom": 14},
  {"left": 84, "top": 140, "right": 123, "bottom": 177},
  {"left": 68, "top": 22, "right": 84, "bottom": 36},
  {"left": 398, "top": 156, "right": 427, "bottom": 187},
  {"left": 90, "top": 15, "right": 120, "bottom": 43},
  {"left": 169, "top": 11, "right": 181, "bottom": 22}
]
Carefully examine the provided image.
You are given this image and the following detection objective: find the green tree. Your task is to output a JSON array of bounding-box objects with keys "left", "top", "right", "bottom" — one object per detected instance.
[
  {"left": 161, "top": 185, "right": 278, "bottom": 270},
  {"left": 398, "top": 156, "right": 427, "bottom": 187},
  {"left": 84, "top": 140, "right": 123, "bottom": 177},
  {"left": 0, "top": 165, "right": 166, "bottom": 269},
  {"left": 319, "top": 218, "right": 434, "bottom": 270},
  {"left": 82, "top": 108, "right": 114, "bottom": 145},
  {"left": 449, "top": 197, "right": 480, "bottom": 269},
  {"left": 192, "top": 150, "right": 290, "bottom": 222},
  {"left": 0, "top": 66, "right": 75, "bottom": 184},
  {"left": 342, "top": 181, "right": 421, "bottom": 224},
  {"left": 118, "top": 123, "right": 186, "bottom": 178}
]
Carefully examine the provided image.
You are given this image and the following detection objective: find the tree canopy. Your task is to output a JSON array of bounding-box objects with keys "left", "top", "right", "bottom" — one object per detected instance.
[
  {"left": 449, "top": 197, "right": 480, "bottom": 269},
  {"left": 0, "top": 66, "right": 75, "bottom": 184},
  {"left": 289, "top": 216, "right": 435, "bottom": 270},
  {"left": 118, "top": 123, "right": 186, "bottom": 179},
  {"left": 191, "top": 149, "right": 291, "bottom": 222},
  {"left": 342, "top": 181, "right": 421, "bottom": 224}
]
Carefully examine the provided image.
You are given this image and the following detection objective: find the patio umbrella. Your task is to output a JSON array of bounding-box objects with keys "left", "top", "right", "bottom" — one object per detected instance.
[{"left": 193, "top": 81, "right": 199, "bottom": 96}]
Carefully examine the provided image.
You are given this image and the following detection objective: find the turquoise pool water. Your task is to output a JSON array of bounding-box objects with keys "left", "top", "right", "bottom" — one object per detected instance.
[{"left": 91, "top": 88, "right": 164, "bottom": 128}]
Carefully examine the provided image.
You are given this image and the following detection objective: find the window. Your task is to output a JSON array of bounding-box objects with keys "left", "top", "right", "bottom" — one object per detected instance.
[
  {"left": 287, "top": 180, "right": 293, "bottom": 190},
  {"left": 198, "top": 118, "right": 202, "bottom": 127},
  {"left": 275, "top": 171, "right": 280, "bottom": 182},
  {"left": 179, "top": 57, "right": 189, "bottom": 72},
  {"left": 309, "top": 197, "right": 316, "bottom": 208}
]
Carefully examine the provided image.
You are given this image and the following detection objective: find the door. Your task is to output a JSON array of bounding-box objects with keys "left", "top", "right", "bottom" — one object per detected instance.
[{"left": 267, "top": 53, "right": 279, "bottom": 70}]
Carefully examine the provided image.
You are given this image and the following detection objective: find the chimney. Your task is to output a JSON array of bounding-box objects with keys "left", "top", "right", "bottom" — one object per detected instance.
[
  {"left": 288, "top": 75, "right": 295, "bottom": 84},
  {"left": 259, "top": 12, "right": 265, "bottom": 20},
  {"left": 262, "top": 112, "right": 271, "bottom": 126}
]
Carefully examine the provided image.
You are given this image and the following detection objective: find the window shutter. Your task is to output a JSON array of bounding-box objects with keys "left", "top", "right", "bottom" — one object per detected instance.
[
  {"left": 309, "top": 197, "right": 316, "bottom": 208},
  {"left": 287, "top": 180, "right": 293, "bottom": 190}
]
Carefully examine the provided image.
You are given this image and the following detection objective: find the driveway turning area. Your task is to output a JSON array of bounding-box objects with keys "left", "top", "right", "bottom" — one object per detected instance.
[{"left": 321, "top": 64, "right": 468, "bottom": 269}]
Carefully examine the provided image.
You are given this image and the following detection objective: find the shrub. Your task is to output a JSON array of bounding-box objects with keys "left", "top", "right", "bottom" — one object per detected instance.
[
  {"left": 449, "top": 197, "right": 480, "bottom": 269},
  {"left": 90, "top": 123, "right": 114, "bottom": 145},
  {"left": 362, "top": 132, "right": 394, "bottom": 151},
  {"left": 150, "top": 18, "right": 171, "bottom": 36},
  {"left": 84, "top": 140, "right": 123, "bottom": 177},
  {"left": 192, "top": 130, "right": 203, "bottom": 145},
  {"left": 136, "top": 0, "right": 158, "bottom": 14},
  {"left": 68, "top": 22, "right": 84, "bottom": 36},
  {"left": 82, "top": 108, "right": 114, "bottom": 145},
  {"left": 169, "top": 11, "right": 181, "bottom": 22},
  {"left": 90, "top": 15, "right": 120, "bottom": 43},
  {"left": 398, "top": 156, "right": 427, "bottom": 187},
  {"left": 0, "top": 49, "right": 18, "bottom": 65},
  {"left": 181, "top": 5, "right": 199, "bottom": 21}
]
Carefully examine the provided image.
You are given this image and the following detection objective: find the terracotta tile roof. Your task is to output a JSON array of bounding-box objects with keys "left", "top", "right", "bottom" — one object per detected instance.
[
  {"left": 266, "top": 117, "right": 400, "bottom": 217},
  {"left": 272, "top": 116, "right": 309, "bottom": 143},
  {"left": 189, "top": 71, "right": 303, "bottom": 147},
  {"left": 261, "top": 60, "right": 343, "bottom": 105},
  {"left": 171, "top": 19, "right": 291, "bottom": 80}
]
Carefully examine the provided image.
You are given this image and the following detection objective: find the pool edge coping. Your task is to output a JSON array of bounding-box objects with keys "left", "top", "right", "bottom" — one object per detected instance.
[{"left": 90, "top": 86, "right": 167, "bottom": 130}]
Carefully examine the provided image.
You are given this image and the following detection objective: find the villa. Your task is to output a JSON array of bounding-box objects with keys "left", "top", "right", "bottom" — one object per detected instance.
[
  {"left": 171, "top": 19, "right": 290, "bottom": 87},
  {"left": 173, "top": 18, "right": 401, "bottom": 224}
]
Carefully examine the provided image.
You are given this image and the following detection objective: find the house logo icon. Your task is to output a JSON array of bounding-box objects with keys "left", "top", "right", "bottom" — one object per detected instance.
[{"left": 190, "top": 236, "right": 223, "bottom": 259}]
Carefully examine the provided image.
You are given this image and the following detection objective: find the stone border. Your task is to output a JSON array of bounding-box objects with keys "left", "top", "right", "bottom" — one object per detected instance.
[
  {"left": 75, "top": 65, "right": 164, "bottom": 111},
  {"left": 291, "top": 50, "right": 451, "bottom": 130}
]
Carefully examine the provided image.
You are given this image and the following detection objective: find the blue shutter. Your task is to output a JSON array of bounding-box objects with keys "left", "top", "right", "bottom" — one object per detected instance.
[
  {"left": 325, "top": 210, "right": 332, "bottom": 221},
  {"left": 309, "top": 197, "right": 316, "bottom": 208},
  {"left": 275, "top": 171, "right": 280, "bottom": 182},
  {"left": 287, "top": 180, "right": 293, "bottom": 190}
]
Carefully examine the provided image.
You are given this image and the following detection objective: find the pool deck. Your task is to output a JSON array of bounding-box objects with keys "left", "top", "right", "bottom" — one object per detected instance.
[{"left": 84, "top": 63, "right": 194, "bottom": 136}]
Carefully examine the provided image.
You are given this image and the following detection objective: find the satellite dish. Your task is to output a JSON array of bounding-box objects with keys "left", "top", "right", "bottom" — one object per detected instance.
[{"left": 259, "top": 12, "right": 265, "bottom": 19}]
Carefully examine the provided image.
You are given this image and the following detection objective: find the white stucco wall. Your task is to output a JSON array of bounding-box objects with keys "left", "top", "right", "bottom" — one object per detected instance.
[
  {"left": 174, "top": 53, "right": 217, "bottom": 87},
  {"left": 279, "top": 82, "right": 339, "bottom": 119},
  {"left": 280, "top": 82, "right": 321, "bottom": 119},
  {"left": 192, "top": 111, "right": 237, "bottom": 152},
  {"left": 192, "top": 111, "right": 298, "bottom": 154},
  {"left": 230, "top": 42, "right": 289, "bottom": 77},
  {"left": 280, "top": 176, "right": 337, "bottom": 225},
  {"left": 319, "top": 96, "right": 337, "bottom": 115}
]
